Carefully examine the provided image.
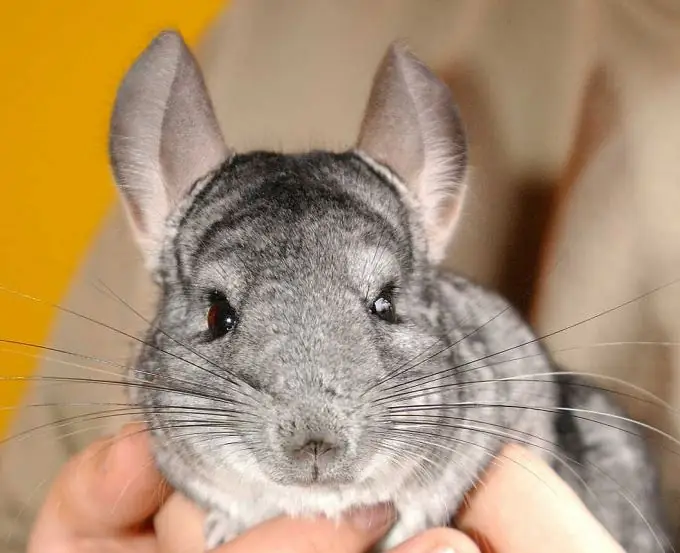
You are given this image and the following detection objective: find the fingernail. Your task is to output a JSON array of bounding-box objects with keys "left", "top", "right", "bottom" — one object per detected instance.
[{"left": 344, "top": 503, "right": 395, "bottom": 532}]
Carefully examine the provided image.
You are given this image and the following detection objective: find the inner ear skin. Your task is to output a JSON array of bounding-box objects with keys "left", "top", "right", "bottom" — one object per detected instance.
[
  {"left": 356, "top": 44, "right": 468, "bottom": 265},
  {"left": 109, "top": 30, "right": 229, "bottom": 270}
]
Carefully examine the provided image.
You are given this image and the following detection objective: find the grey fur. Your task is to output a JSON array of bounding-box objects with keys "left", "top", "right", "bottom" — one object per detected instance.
[{"left": 109, "top": 30, "right": 669, "bottom": 552}]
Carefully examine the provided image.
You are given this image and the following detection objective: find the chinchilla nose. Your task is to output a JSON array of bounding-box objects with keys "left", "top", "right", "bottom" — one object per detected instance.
[
  {"left": 283, "top": 428, "right": 345, "bottom": 478},
  {"left": 274, "top": 399, "right": 351, "bottom": 481},
  {"left": 291, "top": 438, "right": 338, "bottom": 468}
]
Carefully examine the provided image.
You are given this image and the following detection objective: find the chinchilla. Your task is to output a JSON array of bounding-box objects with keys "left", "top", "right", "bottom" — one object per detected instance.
[{"left": 108, "top": 30, "right": 669, "bottom": 551}]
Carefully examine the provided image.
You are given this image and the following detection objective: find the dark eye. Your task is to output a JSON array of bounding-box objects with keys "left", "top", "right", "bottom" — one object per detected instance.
[
  {"left": 371, "top": 287, "right": 397, "bottom": 323},
  {"left": 207, "top": 292, "right": 238, "bottom": 338}
]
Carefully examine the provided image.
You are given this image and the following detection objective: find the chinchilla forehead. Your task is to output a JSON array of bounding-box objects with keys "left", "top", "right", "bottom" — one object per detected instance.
[{"left": 161, "top": 151, "right": 421, "bottom": 289}]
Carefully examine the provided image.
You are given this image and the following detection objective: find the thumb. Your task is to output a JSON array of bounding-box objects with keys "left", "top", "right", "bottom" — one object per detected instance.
[
  {"left": 220, "top": 504, "right": 395, "bottom": 553},
  {"left": 455, "top": 444, "right": 625, "bottom": 553},
  {"left": 156, "top": 494, "right": 395, "bottom": 553},
  {"left": 29, "top": 422, "right": 169, "bottom": 546}
]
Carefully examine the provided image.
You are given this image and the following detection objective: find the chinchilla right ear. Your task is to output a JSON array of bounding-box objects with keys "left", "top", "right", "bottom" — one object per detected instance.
[
  {"left": 356, "top": 43, "right": 468, "bottom": 265},
  {"left": 108, "top": 30, "right": 231, "bottom": 272}
]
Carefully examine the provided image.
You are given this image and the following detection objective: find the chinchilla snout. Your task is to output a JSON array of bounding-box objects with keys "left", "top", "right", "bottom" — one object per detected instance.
[{"left": 267, "top": 398, "right": 359, "bottom": 485}]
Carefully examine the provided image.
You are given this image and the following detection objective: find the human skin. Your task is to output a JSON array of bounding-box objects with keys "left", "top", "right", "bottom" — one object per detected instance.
[{"left": 28, "top": 423, "right": 623, "bottom": 553}]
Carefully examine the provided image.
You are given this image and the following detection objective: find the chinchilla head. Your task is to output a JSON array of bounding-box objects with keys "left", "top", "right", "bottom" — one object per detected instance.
[{"left": 108, "top": 31, "right": 470, "bottom": 499}]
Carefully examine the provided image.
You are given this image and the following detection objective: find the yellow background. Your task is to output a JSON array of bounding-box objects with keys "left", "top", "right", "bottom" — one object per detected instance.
[{"left": 0, "top": 1, "right": 226, "bottom": 435}]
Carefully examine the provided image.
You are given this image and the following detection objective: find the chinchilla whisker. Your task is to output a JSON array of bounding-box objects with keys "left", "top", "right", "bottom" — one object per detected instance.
[
  {"left": 93, "top": 279, "right": 262, "bottom": 397},
  {"left": 399, "top": 450, "right": 447, "bottom": 500},
  {"left": 0, "top": 401, "right": 135, "bottom": 412},
  {"left": 146, "top": 407, "right": 263, "bottom": 428},
  {"left": 382, "top": 429, "right": 511, "bottom": 498},
  {"left": 0, "top": 373, "right": 254, "bottom": 412},
  {"left": 389, "top": 432, "right": 478, "bottom": 482},
  {"left": 192, "top": 438, "right": 250, "bottom": 458},
  {"left": 1, "top": 409, "right": 149, "bottom": 448},
  {"left": 371, "top": 277, "right": 680, "bottom": 399},
  {"left": 110, "top": 422, "right": 251, "bottom": 439},
  {"left": 387, "top": 416, "right": 591, "bottom": 517},
  {"left": 364, "top": 298, "right": 510, "bottom": 396},
  {"left": 3, "top": 354, "right": 260, "bottom": 416},
  {"left": 0, "top": 407, "right": 257, "bottom": 450},
  {"left": 392, "top": 440, "right": 487, "bottom": 529},
  {"left": 376, "top": 267, "right": 670, "bottom": 395},
  {"left": 386, "top": 414, "right": 593, "bottom": 510},
  {"left": 391, "top": 244, "right": 570, "bottom": 396},
  {"left": 505, "top": 371, "right": 678, "bottom": 415},
  {"left": 128, "top": 403, "right": 256, "bottom": 415},
  {"left": 66, "top": 424, "right": 254, "bottom": 459},
  {"left": 556, "top": 340, "right": 680, "bottom": 351},
  {"left": 0, "top": 346, "right": 234, "bottom": 403},
  {"left": 449, "top": 277, "right": 680, "bottom": 367},
  {"left": 0, "top": 423, "right": 247, "bottom": 546},
  {"left": 360, "top": 443, "right": 410, "bottom": 488},
  {"left": 133, "top": 430, "right": 248, "bottom": 450},
  {"left": 372, "top": 354, "right": 539, "bottom": 401},
  {"left": 373, "top": 370, "right": 549, "bottom": 405},
  {"left": 387, "top": 421, "right": 669, "bottom": 552},
  {"left": 373, "top": 348, "right": 678, "bottom": 417},
  {"left": 377, "top": 426, "right": 502, "bottom": 465},
  {"left": 0, "top": 375, "right": 242, "bottom": 405},
  {"left": 370, "top": 350, "right": 549, "bottom": 400},
  {"left": 374, "top": 372, "right": 678, "bottom": 424},
  {"left": 114, "top": 404, "right": 258, "bottom": 423},
  {"left": 385, "top": 413, "right": 551, "bottom": 449},
  {"left": 387, "top": 400, "right": 669, "bottom": 444},
  {"left": 0, "top": 347, "right": 152, "bottom": 386},
  {"left": 387, "top": 413, "right": 596, "bottom": 491},
  {"left": 375, "top": 433, "right": 474, "bottom": 505},
  {"left": 0, "top": 338, "right": 258, "bottom": 410},
  {"left": 0, "top": 338, "right": 137, "bottom": 374},
  {"left": 203, "top": 442, "right": 250, "bottom": 459},
  {"left": 389, "top": 423, "right": 641, "bottom": 514},
  {"left": 389, "top": 402, "right": 680, "bottom": 454},
  {"left": 377, "top": 450, "right": 426, "bottom": 493},
  {"left": 372, "top": 431, "right": 446, "bottom": 473},
  {"left": 153, "top": 428, "right": 247, "bottom": 439},
  {"left": 64, "top": 424, "right": 247, "bottom": 457},
  {"left": 371, "top": 355, "right": 575, "bottom": 407},
  {"left": 370, "top": 247, "right": 539, "bottom": 393},
  {"left": 110, "top": 455, "right": 167, "bottom": 520},
  {"left": 369, "top": 304, "right": 514, "bottom": 394},
  {"left": 367, "top": 439, "right": 418, "bottom": 472},
  {"left": 156, "top": 420, "right": 259, "bottom": 433},
  {"left": 0, "top": 286, "right": 251, "bottom": 396}
]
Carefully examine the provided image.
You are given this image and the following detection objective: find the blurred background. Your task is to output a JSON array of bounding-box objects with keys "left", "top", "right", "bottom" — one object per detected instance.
[
  {"left": 1, "top": 0, "right": 680, "bottom": 550},
  {"left": 0, "top": 0, "right": 225, "bottom": 435}
]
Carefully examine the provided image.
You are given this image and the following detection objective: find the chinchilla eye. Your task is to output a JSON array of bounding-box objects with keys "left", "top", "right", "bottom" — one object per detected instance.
[
  {"left": 371, "top": 287, "right": 396, "bottom": 323},
  {"left": 207, "top": 292, "right": 238, "bottom": 338}
]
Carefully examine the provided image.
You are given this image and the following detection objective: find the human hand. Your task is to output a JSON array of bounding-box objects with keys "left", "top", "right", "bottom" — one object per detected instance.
[
  {"left": 27, "top": 423, "right": 169, "bottom": 553},
  {"left": 157, "top": 443, "right": 625, "bottom": 553},
  {"left": 454, "top": 443, "right": 625, "bottom": 552},
  {"left": 28, "top": 423, "right": 624, "bottom": 553},
  {"left": 27, "top": 423, "right": 477, "bottom": 553}
]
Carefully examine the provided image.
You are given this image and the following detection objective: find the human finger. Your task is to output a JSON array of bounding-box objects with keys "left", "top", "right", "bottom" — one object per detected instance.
[
  {"left": 455, "top": 444, "right": 625, "bottom": 553},
  {"left": 386, "top": 526, "right": 481, "bottom": 553},
  {"left": 29, "top": 422, "right": 170, "bottom": 544},
  {"left": 156, "top": 500, "right": 395, "bottom": 553}
]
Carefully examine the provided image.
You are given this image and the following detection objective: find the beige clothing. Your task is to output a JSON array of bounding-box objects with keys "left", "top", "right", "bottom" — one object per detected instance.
[{"left": 2, "top": 1, "right": 680, "bottom": 550}]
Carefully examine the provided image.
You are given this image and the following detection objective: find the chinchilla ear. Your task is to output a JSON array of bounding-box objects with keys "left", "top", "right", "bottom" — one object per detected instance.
[
  {"left": 356, "top": 43, "right": 468, "bottom": 265},
  {"left": 109, "top": 30, "right": 231, "bottom": 271}
]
